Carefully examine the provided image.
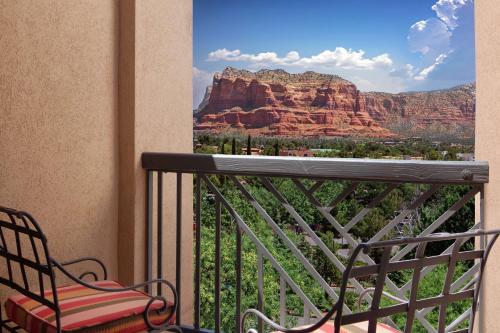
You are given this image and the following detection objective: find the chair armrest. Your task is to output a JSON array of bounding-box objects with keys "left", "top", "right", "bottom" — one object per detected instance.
[
  {"left": 241, "top": 303, "right": 339, "bottom": 333},
  {"left": 50, "top": 257, "right": 179, "bottom": 331},
  {"left": 55, "top": 256, "right": 108, "bottom": 281},
  {"left": 357, "top": 287, "right": 407, "bottom": 310}
]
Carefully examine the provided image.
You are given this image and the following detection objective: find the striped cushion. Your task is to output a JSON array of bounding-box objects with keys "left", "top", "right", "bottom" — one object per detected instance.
[
  {"left": 275, "top": 321, "right": 401, "bottom": 333},
  {"left": 5, "top": 280, "right": 174, "bottom": 333}
]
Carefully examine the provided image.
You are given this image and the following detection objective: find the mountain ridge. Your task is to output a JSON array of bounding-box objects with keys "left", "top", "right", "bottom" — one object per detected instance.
[{"left": 195, "top": 67, "right": 475, "bottom": 138}]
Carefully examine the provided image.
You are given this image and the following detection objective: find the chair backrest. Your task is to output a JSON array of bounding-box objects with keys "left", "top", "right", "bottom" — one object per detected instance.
[
  {"left": 0, "top": 206, "right": 60, "bottom": 315},
  {"left": 334, "top": 229, "right": 500, "bottom": 333}
]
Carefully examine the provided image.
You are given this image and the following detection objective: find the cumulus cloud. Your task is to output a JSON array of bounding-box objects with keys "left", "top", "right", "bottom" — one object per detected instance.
[
  {"left": 207, "top": 47, "right": 393, "bottom": 70},
  {"left": 208, "top": 49, "right": 291, "bottom": 64},
  {"left": 390, "top": 64, "right": 417, "bottom": 79},
  {"left": 414, "top": 52, "right": 451, "bottom": 80},
  {"left": 432, "top": 0, "right": 469, "bottom": 29},
  {"left": 294, "top": 49, "right": 393, "bottom": 69},
  {"left": 408, "top": 18, "right": 451, "bottom": 56},
  {"left": 406, "top": 0, "right": 474, "bottom": 84}
]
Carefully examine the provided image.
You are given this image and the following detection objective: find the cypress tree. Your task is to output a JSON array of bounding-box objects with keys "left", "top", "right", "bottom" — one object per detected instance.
[
  {"left": 220, "top": 140, "right": 226, "bottom": 154},
  {"left": 274, "top": 141, "right": 280, "bottom": 156},
  {"left": 246, "top": 135, "right": 252, "bottom": 155},
  {"left": 231, "top": 138, "right": 236, "bottom": 155},
  {"left": 219, "top": 139, "right": 227, "bottom": 185}
]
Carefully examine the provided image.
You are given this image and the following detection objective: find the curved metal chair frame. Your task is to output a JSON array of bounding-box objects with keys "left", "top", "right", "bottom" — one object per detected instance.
[
  {"left": 242, "top": 229, "right": 500, "bottom": 333},
  {"left": 0, "top": 206, "right": 181, "bottom": 333}
]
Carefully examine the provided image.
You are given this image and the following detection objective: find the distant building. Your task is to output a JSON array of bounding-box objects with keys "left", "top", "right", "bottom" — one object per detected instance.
[
  {"left": 457, "top": 153, "right": 475, "bottom": 161},
  {"left": 241, "top": 147, "right": 263, "bottom": 155},
  {"left": 310, "top": 148, "right": 341, "bottom": 153},
  {"left": 403, "top": 155, "right": 424, "bottom": 160},
  {"left": 279, "top": 148, "right": 315, "bottom": 157}
]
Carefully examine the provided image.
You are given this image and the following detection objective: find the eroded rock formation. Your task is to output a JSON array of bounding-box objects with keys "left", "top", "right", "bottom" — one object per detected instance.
[{"left": 195, "top": 67, "right": 475, "bottom": 138}]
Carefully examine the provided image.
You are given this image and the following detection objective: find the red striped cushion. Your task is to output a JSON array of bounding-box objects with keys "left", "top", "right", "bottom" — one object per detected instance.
[
  {"left": 274, "top": 321, "right": 401, "bottom": 333},
  {"left": 5, "top": 280, "right": 174, "bottom": 333}
]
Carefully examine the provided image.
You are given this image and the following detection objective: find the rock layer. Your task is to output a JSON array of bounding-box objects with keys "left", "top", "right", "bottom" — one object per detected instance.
[{"left": 195, "top": 67, "right": 475, "bottom": 138}]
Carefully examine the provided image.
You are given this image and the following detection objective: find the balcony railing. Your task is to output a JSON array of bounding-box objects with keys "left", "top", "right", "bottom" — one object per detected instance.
[{"left": 141, "top": 152, "right": 489, "bottom": 333}]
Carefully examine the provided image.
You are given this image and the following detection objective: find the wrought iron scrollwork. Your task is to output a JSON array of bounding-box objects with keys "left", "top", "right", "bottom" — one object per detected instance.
[
  {"left": 56, "top": 256, "right": 108, "bottom": 281},
  {"left": 51, "top": 259, "right": 181, "bottom": 332}
]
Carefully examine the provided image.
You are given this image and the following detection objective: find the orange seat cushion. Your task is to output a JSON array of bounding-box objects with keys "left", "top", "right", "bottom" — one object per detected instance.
[
  {"left": 275, "top": 320, "right": 401, "bottom": 333},
  {"left": 5, "top": 280, "right": 174, "bottom": 333}
]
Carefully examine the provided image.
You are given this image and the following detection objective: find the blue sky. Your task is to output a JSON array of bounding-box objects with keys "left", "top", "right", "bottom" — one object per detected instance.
[{"left": 193, "top": 0, "right": 475, "bottom": 107}]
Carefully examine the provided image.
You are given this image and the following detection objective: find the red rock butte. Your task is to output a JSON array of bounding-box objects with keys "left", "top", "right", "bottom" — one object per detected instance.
[{"left": 195, "top": 67, "right": 475, "bottom": 138}]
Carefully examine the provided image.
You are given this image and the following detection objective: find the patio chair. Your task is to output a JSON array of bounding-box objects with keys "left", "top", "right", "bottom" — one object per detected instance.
[
  {"left": 0, "top": 206, "right": 179, "bottom": 333},
  {"left": 241, "top": 229, "right": 500, "bottom": 333}
]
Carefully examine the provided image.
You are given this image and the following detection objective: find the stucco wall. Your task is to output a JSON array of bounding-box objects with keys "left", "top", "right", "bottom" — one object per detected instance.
[
  {"left": 0, "top": 0, "right": 119, "bottom": 303},
  {"left": 117, "top": 0, "right": 194, "bottom": 321},
  {"left": 0, "top": 0, "right": 193, "bottom": 321},
  {"left": 0, "top": 0, "right": 194, "bottom": 321},
  {"left": 475, "top": 1, "right": 500, "bottom": 332}
]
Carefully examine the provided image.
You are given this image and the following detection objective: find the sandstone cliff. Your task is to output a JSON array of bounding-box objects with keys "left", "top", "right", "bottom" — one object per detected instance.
[{"left": 195, "top": 67, "right": 475, "bottom": 138}]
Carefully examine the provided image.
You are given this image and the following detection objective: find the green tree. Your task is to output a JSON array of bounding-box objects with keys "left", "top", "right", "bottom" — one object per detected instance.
[{"left": 247, "top": 135, "right": 252, "bottom": 155}]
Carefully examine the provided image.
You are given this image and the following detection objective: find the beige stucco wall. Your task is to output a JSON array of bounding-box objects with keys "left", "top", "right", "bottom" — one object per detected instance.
[
  {"left": 0, "top": 0, "right": 119, "bottom": 300},
  {"left": 475, "top": 1, "right": 500, "bottom": 332},
  {"left": 118, "top": 0, "right": 194, "bottom": 322}
]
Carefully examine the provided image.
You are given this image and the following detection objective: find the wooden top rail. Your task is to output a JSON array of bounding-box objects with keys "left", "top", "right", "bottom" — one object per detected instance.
[{"left": 141, "top": 152, "right": 489, "bottom": 184}]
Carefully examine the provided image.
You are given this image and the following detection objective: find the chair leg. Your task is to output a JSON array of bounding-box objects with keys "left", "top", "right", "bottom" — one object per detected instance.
[
  {"left": 0, "top": 301, "right": 4, "bottom": 333},
  {"left": 0, "top": 302, "right": 14, "bottom": 333}
]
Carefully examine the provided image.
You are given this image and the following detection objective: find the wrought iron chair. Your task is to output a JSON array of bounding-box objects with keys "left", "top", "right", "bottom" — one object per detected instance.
[
  {"left": 0, "top": 206, "right": 180, "bottom": 333},
  {"left": 241, "top": 229, "right": 500, "bottom": 333}
]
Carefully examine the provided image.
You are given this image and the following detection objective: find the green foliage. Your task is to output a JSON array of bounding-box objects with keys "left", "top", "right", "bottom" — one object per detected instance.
[
  {"left": 193, "top": 136, "right": 476, "bottom": 332},
  {"left": 194, "top": 145, "right": 217, "bottom": 154},
  {"left": 382, "top": 264, "right": 472, "bottom": 332},
  {"left": 198, "top": 179, "right": 339, "bottom": 331},
  {"left": 416, "top": 185, "right": 475, "bottom": 255}
]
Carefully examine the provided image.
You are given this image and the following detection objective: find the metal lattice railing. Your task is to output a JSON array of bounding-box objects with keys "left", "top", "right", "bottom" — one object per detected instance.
[{"left": 141, "top": 153, "right": 489, "bottom": 333}]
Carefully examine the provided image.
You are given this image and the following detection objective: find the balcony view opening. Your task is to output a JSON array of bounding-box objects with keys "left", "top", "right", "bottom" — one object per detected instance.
[{"left": 189, "top": 0, "right": 482, "bottom": 332}]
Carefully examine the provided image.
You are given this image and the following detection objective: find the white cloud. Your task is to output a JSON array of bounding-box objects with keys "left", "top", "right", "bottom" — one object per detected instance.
[
  {"left": 294, "top": 49, "right": 393, "bottom": 69},
  {"left": 408, "top": 18, "right": 451, "bottom": 56},
  {"left": 414, "top": 52, "right": 450, "bottom": 80},
  {"left": 286, "top": 51, "right": 300, "bottom": 61},
  {"left": 432, "top": 0, "right": 469, "bottom": 29},
  {"left": 390, "top": 64, "right": 416, "bottom": 79},
  {"left": 405, "top": 0, "right": 474, "bottom": 85},
  {"left": 207, "top": 48, "right": 294, "bottom": 64},
  {"left": 207, "top": 47, "right": 393, "bottom": 70},
  {"left": 193, "top": 67, "right": 214, "bottom": 109}
]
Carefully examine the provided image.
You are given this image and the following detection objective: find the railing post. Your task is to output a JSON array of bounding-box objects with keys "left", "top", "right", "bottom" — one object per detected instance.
[
  {"left": 236, "top": 224, "right": 242, "bottom": 332},
  {"left": 280, "top": 277, "right": 286, "bottom": 327},
  {"left": 157, "top": 171, "right": 163, "bottom": 296},
  {"left": 257, "top": 250, "right": 264, "bottom": 333},
  {"left": 215, "top": 198, "right": 221, "bottom": 333},
  {"left": 477, "top": 184, "right": 485, "bottom": 333},
  {"left": 194, "top": 174, "right": 202, "bottom": 330},
  {"left": 175, "top": 172, "right": 182, "bottom": 325},
  {"left": 146, "top": 170, "right": 153, "bottom": 293},
  {"left": 303, "top": 304, "right": 310, "bottom": 325}
]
